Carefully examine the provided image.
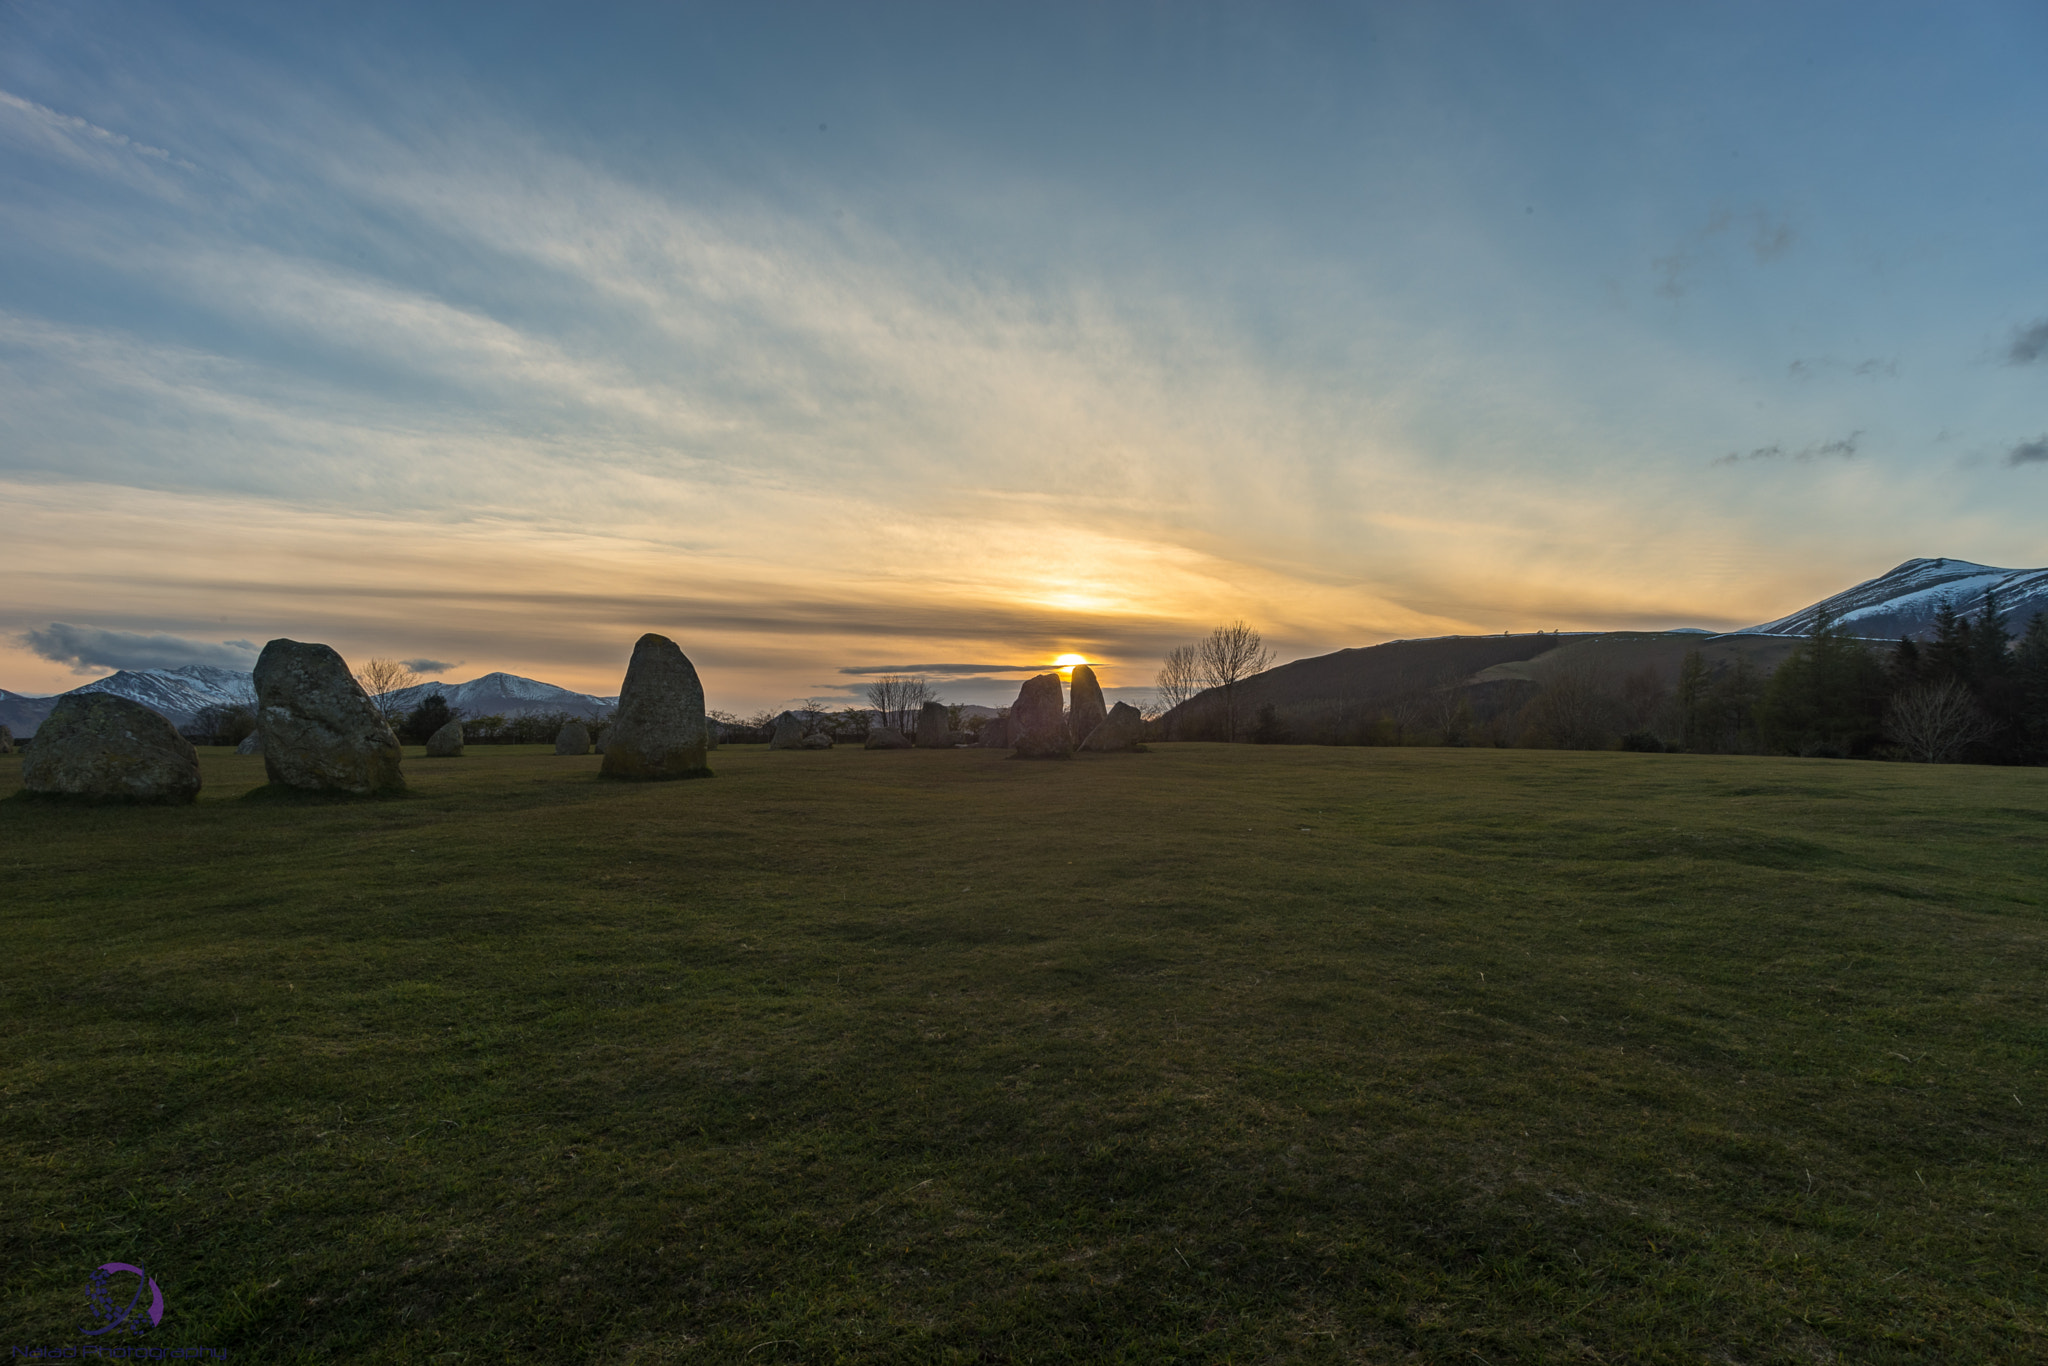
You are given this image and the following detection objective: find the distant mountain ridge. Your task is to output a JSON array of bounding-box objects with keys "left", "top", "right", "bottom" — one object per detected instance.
[
  {"left": 1745, "top": 558, "right": 2048, "bottom": 640},
  {"left": 0, "top": 667, "right": 614, "bottom": 736}
]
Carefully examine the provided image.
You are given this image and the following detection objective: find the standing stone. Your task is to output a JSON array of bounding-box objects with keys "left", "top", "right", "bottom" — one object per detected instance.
[
  {"left": 599, "top": 633, "right": 712, "bottom": 781},
  {"left": 21, "top": 693, "right": 201, "bottom": 804},
  {"left": 0, "top": 725, "right": 14, "bottom": 755},
  {"left": 864, "top": 726, "right": 913, "bottom": 750},
  {"left": 236, "top": 731, "right": 264, "bottom": 756},
  {"left": 425, "top": 719, "right": 466, "bottom": 757},
  {"left": 706, "top": 720, "right": 722, "bottom": 750},
  {"left": 554, "top": 722, "right": 592, "bottom": 756},
  {"left": 1008, "top": 673, "right": 1072, "bottom": 758},
  {"left": 254, "top": 639, "right": 404, "bottom": 795},
  {"left": 1067, "top": 664, "right": 1109, "bottom": 746},
  {"left": 916, "top": 700, "right": 951, "bottom": 748},
  {"left": 769, "top": 711, "right": 805, "bottom": 750},
  {"left": 799, "top": 731, "right": 834, "bottom": 749},
  {"left": 1080, "top": 701, "right": 1145, "bottom": 752},
  {"left": 978, "top": 717, "right": 1009, "bottom": 748}
]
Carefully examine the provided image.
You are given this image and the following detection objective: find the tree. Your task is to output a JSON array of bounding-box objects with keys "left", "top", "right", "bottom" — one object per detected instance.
[
  {"left": 354, "top": 657, "right": 420, "bottom": 726},
  {"left": 400, "top": 693, "right": 461, "bottom": 745},
  {"left": 1196, "top": 621, "right": 1275, "bottom": 742},
  {"left": 863, "top": 675, "right": 935, "bottom": 733},
  {"left": 1153, "top": 646, "right": 1202, "bottom": 734},
  {"left": 1885, "top": 680, "right": 1997, "bottom": 763},
  {"left": 1757, "top": 609, "right": 1887, "bottom": 757}
]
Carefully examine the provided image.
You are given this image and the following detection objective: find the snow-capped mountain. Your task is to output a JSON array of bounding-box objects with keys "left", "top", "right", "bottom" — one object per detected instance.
[
  {"left": 382, "top": 672, "right": 616, "bottom": 719},
  {"left": 1746, "top": 558, "right": 2048, "bottom": 640},
  {"left": 0, "top": 667, "right": 614, "bottom": 735}
]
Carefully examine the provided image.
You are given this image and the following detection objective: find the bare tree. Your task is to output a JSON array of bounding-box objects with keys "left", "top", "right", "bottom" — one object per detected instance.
[
  {"left": 1519, "top": 666, "right": 1620, "bottom": 750},
  {"left": 863, "top": 675, "right": 935, "bottom": 733},
  {"left": 1197, "top": 621, "right": 1275, "bottom": 741},
  {"left": 1153, "top": 645, "right": 1202, "bottom": 733},
  {"left": 353, "top": 657, "right": 420, "bottom": 726},
  {"left": 1885, "top": 680, "right": 1996, "bottom": 763}
]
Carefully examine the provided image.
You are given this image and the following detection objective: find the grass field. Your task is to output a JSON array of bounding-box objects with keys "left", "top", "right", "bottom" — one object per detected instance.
[{"left": 2, "top": 742, "right": 2044, "bottom": 1362}]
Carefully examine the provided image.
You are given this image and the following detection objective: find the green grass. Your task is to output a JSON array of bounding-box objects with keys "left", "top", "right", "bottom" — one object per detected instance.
[{"left": 2, "top": 743, "right": 2043, "bottom": 1362}]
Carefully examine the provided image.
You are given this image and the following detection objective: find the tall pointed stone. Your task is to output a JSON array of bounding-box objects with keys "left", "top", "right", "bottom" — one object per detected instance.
[
  {"left": 1066, "top": 663, "right": 1108, "bottom": 745},
  {"left": 916, "top": 700, "right": 951, "bottom": 748},
  {"left": 1008, "top": 673, "right": 1071, "bottom": 758},
  {"left": 599, "top": 633, "right": 712, "bottom": 781},
  {"left": 769, "top": 712, "right": 805, "bottom": 749},
  {"left": 1080, "top": 700, "right": 1144, "bottom": 751},
  {"left": 254, "top": 639, "right": 405, "bottom": 795}
]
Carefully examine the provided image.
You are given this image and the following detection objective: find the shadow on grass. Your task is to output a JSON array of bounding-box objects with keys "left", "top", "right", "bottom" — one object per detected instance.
[{"left": 238, "top": 782, "right": 416, "bottom": 806}]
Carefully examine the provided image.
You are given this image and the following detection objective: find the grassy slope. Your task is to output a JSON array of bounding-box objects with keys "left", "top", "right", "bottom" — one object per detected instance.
[{"left": 1, "top": 744, "right": 2043, "bottom": 1363}]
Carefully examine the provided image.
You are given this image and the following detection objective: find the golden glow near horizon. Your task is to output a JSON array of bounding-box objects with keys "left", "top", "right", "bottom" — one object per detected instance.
[{"left": 1053, "top": 653, "right": 1088, "bottom": 679}]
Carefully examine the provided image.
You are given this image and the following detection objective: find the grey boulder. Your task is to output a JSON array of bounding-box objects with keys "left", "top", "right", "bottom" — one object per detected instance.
[
  {"left": 916, "top": 700, "right": 951, "bottom": 748},
  {"left": 1008, "top": 673, "right": 1071, "bottom": 758},
  {"left": 1067, "top": 663, "right": 1108, "bottom": 745},
  {"left": 254, "top": 639, "right": 405, "bottom": 795},
  {"left": 554, "top": 722, "right": 592, "bottom": 756},
  {"left": 1080, "top": 701, "right": 1145, "bottom": 752},
  {"left": 977, "top": 717, "right": 1009, "bottom": 748},
  {"left": 21, "top": 693, "right": 201, "bottom": 804},
  {"left": 425, "top": 719, "right": 466, "bottom": 757},
  {"left": 864, "top": 726, "right": 913, "bottom": 750},
  {"left": 0, "top": 724, "right": 14, "bottom": 755},
  {"left": 769, "top": 712, "right": 805, "bottom": 750},
  {"left": 600, "top": 633, "right": 712, "bottom": 781},
  {"left": 799, "top": 731, "right": 834, "bottom": 749},
  {"left": 235, "top": 731, "right": 264, "bottom": 756}
]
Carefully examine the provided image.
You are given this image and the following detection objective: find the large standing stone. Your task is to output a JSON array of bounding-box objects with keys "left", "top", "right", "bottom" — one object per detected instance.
[
  {"left": 599, "top": 633, "right": 712, "bottom": 781},
  {"left": 1080, "top": 701, "right": 1145, "bottom": 752},
  {"left": 1008, "top": 673, "right": 1072, "bottom": 758},
  {"left": 236, "top": 731, "right": 264, "bottom": 755},
  {"left": 769, "top": 712, "right": 805, "bottom": 750},
  {"left": 864, "top": 726, "right": 913, "bottom": 750},
  {"left": 916, "top": 700, "right": 951, "bottom": 748},
  {"left": 1067, "top": 664, "right": 1108, "bottom": 745},
  {"left": 254, "top": 639, "right": 405, "bottom": 795},
  {"left": 21, "top": 693, "right": 201, "bottom": 804},
  {"left": 425, "top": 719, "right": 466, "bottom": 757},
  {"left": 554, "top": 722, "right": 592, "bottom": 756},
  {"left": 977, "top": 717, "right": 1009, "bottom": 748}
]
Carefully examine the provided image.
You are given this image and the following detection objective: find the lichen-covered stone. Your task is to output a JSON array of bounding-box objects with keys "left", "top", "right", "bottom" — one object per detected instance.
[
  {"left": 21, "top": 693, "right": 201, "bottom": 804},
  {"left": 426, "top": 719, "right": 466, "bottom": 757},
  {"left": 235, "top": 731, "right": 264, "bottom": 755},
  {"left": 864, "top": 726, "right": 913, "bottom": 750},
  {"left": 554, "top": 722, "right": 591, "bottom": 755},
  {"left": 599, "top": 633, "right": 712, "bottom": 781},
  {"left": 769, "top": 712, "right": 805, "bottom": 750},
  {"left": 1008, "top": 673, "right": 1071, "bottom": 758},
  {"left": 799, "top": 731, "right": 834, "bottom": 749},
  {"left": 1067, "top": 664, "right": 1108, "bottom": 746},
  {"left": 254, "top": 639, "right": 404, "bottom": 795},
  {"left": 916, "top": 700, "right": 951, "bottom": 748},
  {"left": 1080, "top": 700, "right": 1144, "bottom": 751}
]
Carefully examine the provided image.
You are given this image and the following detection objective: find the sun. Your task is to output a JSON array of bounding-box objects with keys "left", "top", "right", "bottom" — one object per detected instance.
[{"left": 1053, "top": 653, "right": 1088, "bottom": 679}]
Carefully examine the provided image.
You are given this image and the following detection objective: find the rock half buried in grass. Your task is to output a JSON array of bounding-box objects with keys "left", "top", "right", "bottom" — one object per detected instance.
[
  {"left": 426, "top": 719, "right": 466, "bottom": 757},
  {"left": 1067, "top": 663, "right": 1108, "bottom": 745},
  {"left": 916, "top": 700, "right": 951, "bottom": 748},
  {"left": 21, "top": 693, "right": 201, "bottom": 804},
  {"left": 599, "top": 632, "right": 712, "bottom": 781},
  {"left": 800, "top": 731, "right": 833, "bottom": 749},
  {"left": 769, "top": 712, "right": 804, "bottom": 750},
  {"left": 235, "top": 731, "right": 264, "bottom": 755},
  {"left": 254, "top": 639, "right": 404, "bottom": 796},
  {"left": 1008, "top": 673, "right": 1071, "bottom": 758},
  {"left": 1080, "top": 700, "right": 1144, "bottom": 751},
  {"left": 864, "top": 726, "right": 913, "bottom": 750},
  {"left": 554, "top": 722, "right": 591, "bottom": 755}
]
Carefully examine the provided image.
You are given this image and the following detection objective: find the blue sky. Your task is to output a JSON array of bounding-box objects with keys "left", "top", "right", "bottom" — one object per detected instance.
[{"left": 3, "top": 1, "right": 2044, "bottom": 709}]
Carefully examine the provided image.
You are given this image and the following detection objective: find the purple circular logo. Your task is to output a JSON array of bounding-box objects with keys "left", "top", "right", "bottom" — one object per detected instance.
[{"left": 83, "top": 1261, "right": 164, "bottom": 1336}]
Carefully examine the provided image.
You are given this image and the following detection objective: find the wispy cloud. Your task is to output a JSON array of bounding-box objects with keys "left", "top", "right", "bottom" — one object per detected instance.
[
  {"left": 403, "top": 658, "right": 460, "bottom": 674},
  {"left": 1786, "top": 356, "right": 1897, "bottom": 380},
  {"left": 20, "top": 622, "right": 259, "bottom": 674},
  {"left": 2007, "top": 437, "right": 2048, "bottom": 466},
  {"left": 836, "top": 662, "right": 1046, "bottom": 676},
  {"left": 1712, "top": 431, "right": 1863, "bottom": 466},
  {"left": 2007, "top": 319, "right": 2048, "bottom": 366}
]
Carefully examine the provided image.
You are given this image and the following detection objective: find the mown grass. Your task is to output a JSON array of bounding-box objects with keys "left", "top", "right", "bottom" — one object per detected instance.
[{"left": 1, "top": 743, "right": 2043, "bottom": 1362}]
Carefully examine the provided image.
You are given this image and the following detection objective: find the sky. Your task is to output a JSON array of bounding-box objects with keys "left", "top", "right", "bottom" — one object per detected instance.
[{"left": 3, "top": 1, "right": 2045, "bottom": 712}]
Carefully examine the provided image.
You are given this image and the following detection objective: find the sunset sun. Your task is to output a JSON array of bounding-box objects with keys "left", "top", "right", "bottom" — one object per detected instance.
[{"left": 1053, "top": 653, "right": 1088, "bottom": 678}]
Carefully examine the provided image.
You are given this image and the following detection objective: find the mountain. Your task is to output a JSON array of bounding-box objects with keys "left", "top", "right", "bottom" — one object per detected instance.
[
  {"left": 381, "top": 672, "right": 616, "bottom": 720},
  {"left": 1745, "top": 558, "right": 2048, "bottom": 640},
  {"left": 0, "top": 667, "right": 614, "bottom": 736}
]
